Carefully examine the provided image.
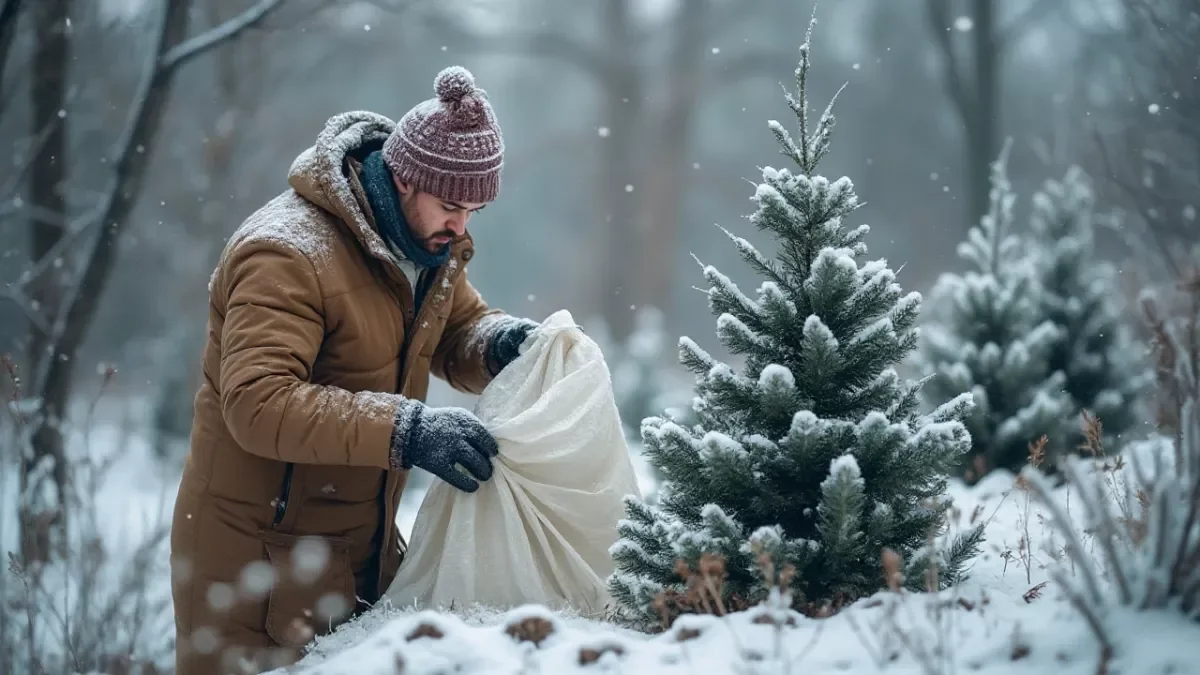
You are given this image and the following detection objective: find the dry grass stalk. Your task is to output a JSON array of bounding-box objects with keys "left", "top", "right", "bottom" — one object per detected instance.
[
  {"left": 1011, "top": 435, "right": 1050, "bottom": 585},
  {"left": 651, "top": 553, "right": 752, "bottom": 630},
  {"left": 1022, "top": 581, "right": 1048, "bottom": 603},
  {"left": 1079, "top": 411, "right": 1104, "bottom": 457},
  {"left": 2, "top": 359, "right": 172, "bottom": 672},
  {"left": 882, "top": 548, "right": 903, "bottom": 592}
]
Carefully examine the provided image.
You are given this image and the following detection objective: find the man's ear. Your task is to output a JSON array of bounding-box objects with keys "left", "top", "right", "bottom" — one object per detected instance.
[{"left": 392, "top": 174, "right": 414, "bottom": 196}]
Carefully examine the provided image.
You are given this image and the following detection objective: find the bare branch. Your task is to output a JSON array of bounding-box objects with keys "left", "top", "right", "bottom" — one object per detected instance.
[
  {"left": 0, "top": 288, "right": 50, "bottom": 335},
  {"left": 0, "top": 116, "right": 61, "bottom": 205},
  {"left": 158, "top": 0, "right": 287, "bottom": 74},
  {"left": 356, "top": 0, "right": 423, "bottom": 12},
  {"left": 1091, "top": 127, "right": 1189, "bottom": 281},
  {"left": 998, "top": 0, "right": 1061, "bottom": 46},
  {"left": 29, "top": 0, "right": 294, "bottom": 396},
  {"left": 17, "top": 201, "right": 106, "bottom": 288},
  {"left": 925, "top": 0, "right": 975, "bottom": 126}
]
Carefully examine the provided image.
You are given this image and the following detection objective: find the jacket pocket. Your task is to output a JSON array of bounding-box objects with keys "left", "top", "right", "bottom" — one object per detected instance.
[{"left": 260, "top": 530, "right": 356, "bottom": 648}]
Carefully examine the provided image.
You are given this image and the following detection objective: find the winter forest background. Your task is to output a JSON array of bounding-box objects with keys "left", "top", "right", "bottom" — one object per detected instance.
[{"left": 1, "top": 0, "right": 1198, "bottom": 672}]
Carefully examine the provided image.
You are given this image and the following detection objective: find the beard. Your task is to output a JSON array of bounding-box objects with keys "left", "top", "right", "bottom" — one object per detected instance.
[
  {"left": 398, "top": 193, "right": 455, "bottom": 253},
  {"left": 418, "top": 229, "right": 455, "bottom": 252}
]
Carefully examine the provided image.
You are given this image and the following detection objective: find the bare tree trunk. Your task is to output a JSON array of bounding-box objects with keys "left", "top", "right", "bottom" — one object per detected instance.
[
  {"left": 17, "top": 0, "right": 289, "bottom": 563},
  {"left": 967, "top": 0, "right": 999, "bottom": 230},
  {"left": 21, "top": 0, "right": 71, "bottom": 565},
  {"left": 597, "top": 0, "right": 641, "bottom": 341},
  {"left": 634, "top": 0, "right": 707, "bottom": 322},
  {"left": 927, "top": 0, "right": 1061, "bottom": 228},
  {"left": 0, "top": 0, "right": 23, "bottom": 96}
]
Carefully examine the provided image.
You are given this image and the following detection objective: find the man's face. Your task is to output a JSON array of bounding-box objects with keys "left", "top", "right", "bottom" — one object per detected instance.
[{"left": 394, "top": 177, "right": 486, "bottom": 253}]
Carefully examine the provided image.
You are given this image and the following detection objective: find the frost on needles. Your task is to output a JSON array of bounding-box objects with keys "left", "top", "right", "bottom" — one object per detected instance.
[
  {"left": 916, "top": 143, "right": 1071, "bottom": 478},
  {"left": 917, "top": 152, "right": 1147, "bottom": 477},
  {"left": 607, "top": 21, "right": 982, "bottom": 626},
  {"left": 1027, "top": 167, "right": 1149, "bottom": 451}
]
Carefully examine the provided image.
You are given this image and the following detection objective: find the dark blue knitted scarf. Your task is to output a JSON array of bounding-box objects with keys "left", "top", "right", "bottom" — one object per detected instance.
[{"left": 360, "top": 150, "right": 451, "bottom": 268}]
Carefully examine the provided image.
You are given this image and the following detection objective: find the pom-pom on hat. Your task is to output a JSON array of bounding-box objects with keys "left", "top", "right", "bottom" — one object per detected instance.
[{"left": 382, "top": 66, "right": 504, "bottom": 203}]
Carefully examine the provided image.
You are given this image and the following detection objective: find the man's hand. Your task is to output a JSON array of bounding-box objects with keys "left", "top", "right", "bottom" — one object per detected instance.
[
  {"left": 390, "top": 399, "right": 498, "bottom": 493},
  {"left": 488, "top": 318, "right": 539, "bottom": 374}
]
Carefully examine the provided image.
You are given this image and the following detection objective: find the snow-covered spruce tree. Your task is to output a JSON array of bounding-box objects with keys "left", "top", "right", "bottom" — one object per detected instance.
[
  {"left": 1022, "top": 282, "right": 1200, "bottom": 634},
  {"left": 1028, "top": 167, "right": 1149, "bottom": 448},
  {"left": 608, "top": 24, "right": 982, "bottom": 625},
  {"left": 917, "top": 144, "right": 1073, "bottom": 479}
]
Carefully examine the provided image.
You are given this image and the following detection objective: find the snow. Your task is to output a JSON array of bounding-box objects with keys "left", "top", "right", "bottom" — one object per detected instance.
[
  {"left": 822, "top": 453, "right": 864, "bottom": 489},
  {"left": 265, "top": 443, "right": 1199, "bottom": 675},
  {"left": 757, "top": 363, "right": 795, "bottom": 391},
  {"left": 698, "top": 431, "right": 747, "bottom": 462},
  {"left": 0, "top": 420, "right": 180, "bottom": 670},
  {"left": 263, "top": 451, "right": 1192, "bottom": 674},
  {"left": 11, "top": 401, "right": 1194, "bottom": 675},
  {"left": 802, "top": 314, "right": 839, "bottom": 350}
]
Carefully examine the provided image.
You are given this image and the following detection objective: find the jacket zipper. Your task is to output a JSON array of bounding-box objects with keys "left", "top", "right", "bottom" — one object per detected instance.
[{"left": 271, "top": 462, "right": 294, "bottom": 528}]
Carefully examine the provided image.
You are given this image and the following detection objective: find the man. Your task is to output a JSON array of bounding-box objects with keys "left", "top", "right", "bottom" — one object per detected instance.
[{"left": 170, "top": 66, "right": 538, "bottom": 674}]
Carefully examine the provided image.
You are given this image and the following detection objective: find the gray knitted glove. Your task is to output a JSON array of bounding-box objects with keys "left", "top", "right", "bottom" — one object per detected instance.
[
  {"left": 390, "top": 398, "right": 498, "bottom": 493},
  {"left": 487, "top": 318, "right": 539, "bottom": 375}
]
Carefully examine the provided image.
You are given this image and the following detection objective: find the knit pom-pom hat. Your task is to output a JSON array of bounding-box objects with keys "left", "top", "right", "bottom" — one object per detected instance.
[{"left": 382, "top": 66, "right": 504, "bottom": 203}]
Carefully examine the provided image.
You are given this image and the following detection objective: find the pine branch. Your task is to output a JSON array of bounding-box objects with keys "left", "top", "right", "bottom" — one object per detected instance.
[{"left": 981, "top": 138, "right": 1015, "bottom": 278}]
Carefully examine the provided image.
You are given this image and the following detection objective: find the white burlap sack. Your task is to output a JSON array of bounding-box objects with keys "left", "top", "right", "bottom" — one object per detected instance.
[{"left": 383, "top": 310, "right": 641, "bottom": 615}]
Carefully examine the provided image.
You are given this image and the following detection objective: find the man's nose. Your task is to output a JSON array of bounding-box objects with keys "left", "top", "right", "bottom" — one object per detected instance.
[{"left": 447, "top": 214, "right": 468, "bottom": 235}]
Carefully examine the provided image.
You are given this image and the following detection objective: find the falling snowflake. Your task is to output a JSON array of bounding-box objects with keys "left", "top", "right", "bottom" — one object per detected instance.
[
  {"left": 598, "top": 127, "right": 611, "bottom": 137},
  {"left": 625, "top": 184, "right": 634, "bottom": 192},
  {"left": 1148, "top": 103, "right": 1161, "bottom": 114},
  {"left": 239, "top": 561, "right": 275, "bottom": 599},
  {"left": 711, "top": 47, "right": 720, "bottom": 54},
  {"left": 954, "top": 16, "right": 974, "bottom": 31},
  {"left": 206, "top": 583, "right": 235, "bottom": 612}
]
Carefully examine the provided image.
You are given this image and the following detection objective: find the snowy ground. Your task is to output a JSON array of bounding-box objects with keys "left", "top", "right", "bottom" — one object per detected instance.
[
  {"left": 0, "top": 419, "right": 181, "bottom": 669},
  {"left": 5, "top": 412, "right": 1197, "bottom": 674},
  {"left": 275, "top": 443, "right": 1200, "bottom": 675}
]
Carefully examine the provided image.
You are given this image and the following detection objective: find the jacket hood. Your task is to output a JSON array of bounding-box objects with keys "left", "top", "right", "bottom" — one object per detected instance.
[{"left": 288, "top": 111, "right": 397, "bottom": 264}]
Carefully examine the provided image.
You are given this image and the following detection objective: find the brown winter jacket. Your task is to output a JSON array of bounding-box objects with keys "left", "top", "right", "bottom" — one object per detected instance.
[{"left": 170, "top": 111, "right": 503, "bottom": 675}]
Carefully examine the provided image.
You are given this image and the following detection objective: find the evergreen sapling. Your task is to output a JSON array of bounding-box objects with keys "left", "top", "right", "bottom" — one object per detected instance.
[
  {"left": 608, "top": 21, "right": 982, "bottom": 626},
  {"left": 1028, "top": 167, "right": 1149, "bottom": 449},
  {"left": 917, "top": 144, "right": 1073, "bottom": 478}
]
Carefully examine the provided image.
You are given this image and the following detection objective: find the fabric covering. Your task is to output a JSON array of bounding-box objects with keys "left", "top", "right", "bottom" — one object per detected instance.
[{"left": 384, "top": 310, "right": 640, "bottom": 616}]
